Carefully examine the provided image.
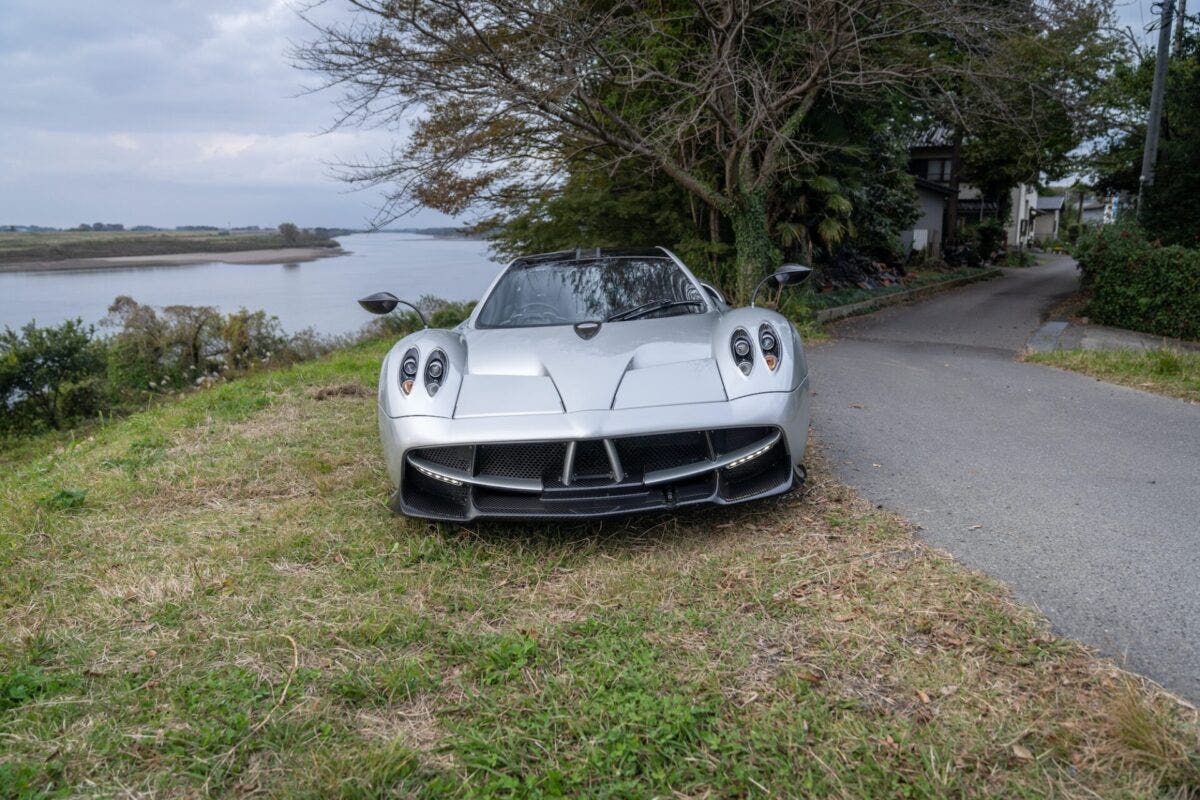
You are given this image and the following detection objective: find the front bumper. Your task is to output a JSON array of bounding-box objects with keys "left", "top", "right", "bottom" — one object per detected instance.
[{"left": 378, "top": 376, "right": 810, "bottom": 520}]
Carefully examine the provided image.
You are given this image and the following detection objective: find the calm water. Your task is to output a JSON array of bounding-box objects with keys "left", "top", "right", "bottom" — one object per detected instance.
[{"left": 0, "top": 233, "right": 501, "bottom": 336}]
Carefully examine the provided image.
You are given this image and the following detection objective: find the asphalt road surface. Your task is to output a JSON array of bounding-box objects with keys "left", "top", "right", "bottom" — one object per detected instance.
[{"left": 807, "top": 256, "right": 1200, "bottom": 700}]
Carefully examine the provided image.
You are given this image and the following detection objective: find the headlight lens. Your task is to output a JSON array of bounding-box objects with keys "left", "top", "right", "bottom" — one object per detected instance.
[
  {"left": 399, "top": 347, "right": 419, "bottom": 395},
  {"left": 425, "top": 350, "right": 447, "bottom": 396},
  {"left": 730, "top": 329, "right": 753, "bottom": 375},
  {"left": 759, "top": 323, "right": 781, "bottom": 370}
]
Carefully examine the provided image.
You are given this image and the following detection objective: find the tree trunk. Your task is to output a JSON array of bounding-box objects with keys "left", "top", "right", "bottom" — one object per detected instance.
[
  {"left": 729, "top": 191, "right": 776, "bottom": 304},
  {"left": 945, "top": 129, "right": 963, "bottom": 247}
]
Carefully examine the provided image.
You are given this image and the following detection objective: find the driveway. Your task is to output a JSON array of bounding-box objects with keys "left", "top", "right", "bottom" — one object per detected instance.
[{"left": 807, "top": 256, "right": 1200, "bottom": 700}]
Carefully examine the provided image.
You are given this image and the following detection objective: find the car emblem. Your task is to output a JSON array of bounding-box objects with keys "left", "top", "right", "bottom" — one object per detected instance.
[{"left": 574, "top": 321, "right": 601, "bottom": 340}]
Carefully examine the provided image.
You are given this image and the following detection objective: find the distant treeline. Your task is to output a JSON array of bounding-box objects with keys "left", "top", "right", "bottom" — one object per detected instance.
[
  {"left": 0, "top": 224, "right": 345, "bottom": 266},
  {"left": 1, "top": 224, "right": 364, "bottom": 235}
]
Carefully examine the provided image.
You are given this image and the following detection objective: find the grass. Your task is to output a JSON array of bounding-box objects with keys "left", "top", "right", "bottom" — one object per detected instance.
[
  {"left": 0, "top": 230, "right": 339, "bottom": 265},
  {"left": 2, "top": 339, "right": 1198, "bottom": 797},
  {"left": 1026, "top": 348, "right": 1200, "bottom": 403},
  {"left": 805, "top": 267, "right": 991, "bottom": 312}
]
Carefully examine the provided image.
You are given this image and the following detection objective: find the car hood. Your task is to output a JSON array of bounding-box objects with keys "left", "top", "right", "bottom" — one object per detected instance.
[{"left": 455, "top": 313, "right": 725, "bottom": 416}]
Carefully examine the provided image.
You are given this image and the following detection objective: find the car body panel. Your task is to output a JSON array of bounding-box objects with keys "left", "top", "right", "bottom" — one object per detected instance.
[
  {"left": 611, "top": 358, "right": 725, "bottom": 410},
  {"left": 455, "top": 375, "right": 564, "bottom": 417}
]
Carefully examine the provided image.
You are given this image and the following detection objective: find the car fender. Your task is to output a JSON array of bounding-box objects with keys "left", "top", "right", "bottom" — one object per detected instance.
[
  {"left": 710, "top": 307, "right": 807, "bottom": 400},
  {"left": 379, "top": 328, "right": 468, "bottom": 418}
]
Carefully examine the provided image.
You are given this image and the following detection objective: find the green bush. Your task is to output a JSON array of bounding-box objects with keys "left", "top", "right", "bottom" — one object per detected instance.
[
  {"left": 371, "top": 296, "right": 477, "bottom": 337},
  {"left": 1074, "top": 224, "right": 1200, "bottom": 340},
  {"left": 975, "top": 218, "right": 1006, "bottom": 261},
  {"left": 1004, "top": 250, "right": 1036, "bottom": 267},
  {"left": 0, "top": 319, "right": 107, "bottom": 432}
]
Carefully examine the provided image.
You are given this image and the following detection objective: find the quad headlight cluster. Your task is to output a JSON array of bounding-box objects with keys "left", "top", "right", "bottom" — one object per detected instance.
[
  {"left": 399, "top": 347, "right": 448, "bottom": 397},
  {"left": 730, "top": 324, "right": 782, "bottom": 375}
]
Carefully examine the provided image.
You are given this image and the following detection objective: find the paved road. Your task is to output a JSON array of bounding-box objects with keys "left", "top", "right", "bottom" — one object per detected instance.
[{"left": 807, "top": 256, "right": 1200, "bottom": 700}]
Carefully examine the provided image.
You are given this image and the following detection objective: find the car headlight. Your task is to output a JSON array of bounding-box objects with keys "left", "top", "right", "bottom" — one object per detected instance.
[
  {"left": 731, "top": 328, "right": 753, "bottom": 375},
  {"left": 425, "top": 349, "right": 447, "bottom": 396},
  {"left": 399, "top": 347, "right": 419, "bottom": 395},
  {"left": 759, "top": 323, "right": 781, "bottom": 370}
]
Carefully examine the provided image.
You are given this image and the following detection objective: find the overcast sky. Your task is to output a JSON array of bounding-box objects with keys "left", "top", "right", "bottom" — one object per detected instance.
[
  {"left": 0, "top": 0, "right": 1158, "bottom": 230},
  {"left": 0, "top": 0, "right": 454, "bottom": 229}
]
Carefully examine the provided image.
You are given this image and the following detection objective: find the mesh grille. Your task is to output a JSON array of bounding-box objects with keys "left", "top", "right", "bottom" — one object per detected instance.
[
  {"left": 710, "top": 426, "right": 774, "bottom": 455},
  {"left": 476, "top": 442, "right": 565, "bottom": 480},
  {"left": 412, "top": 445, "right": 473, "bottom": 472},
  {"left": 402, "top": 469, "right": 470, "bottom": 519},
  {"left": 572, "top": 441, "right": 613, "bottom": 480},
  {"left": 721, "top": 441, "right": 790, "bottom": 501},
  {"left": 473, "top": 490, "right": 549, "bottom": 514},
  {"left": 615, "top": 431, "right": 709, "bottom": 474}
]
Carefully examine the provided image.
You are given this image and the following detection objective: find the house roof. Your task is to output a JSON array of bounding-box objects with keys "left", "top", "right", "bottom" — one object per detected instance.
[
  {"left": 911, "top": 126, "right": 954, "bottom": 148},
  {"left": 913, "top": 177, "right": 953, "bottom": 196},
  {"left": 1036, "top": 196, "right": 1066, "bottom": 211}
]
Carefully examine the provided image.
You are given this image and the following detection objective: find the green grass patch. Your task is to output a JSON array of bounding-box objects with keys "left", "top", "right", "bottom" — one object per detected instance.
[
  {"left": 1027, "top": 348, "right": 1200, "bottom": 403},
  {"left": 1, "top": 338, "right": 1197, "bottom": 796}
]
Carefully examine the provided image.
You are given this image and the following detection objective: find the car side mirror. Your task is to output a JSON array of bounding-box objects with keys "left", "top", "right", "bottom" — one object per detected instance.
[
  {"left": 358, "top": 291, "right": 400, "bottom": 315},
  {"left": 358, "top": 291, "right": 428, "bottom": 328},
  {"left": 750, "top": 264, "right": 812, "bottom": 307},
  {"left": 773, "top": 263, "right": 812, "bottom": 286}
]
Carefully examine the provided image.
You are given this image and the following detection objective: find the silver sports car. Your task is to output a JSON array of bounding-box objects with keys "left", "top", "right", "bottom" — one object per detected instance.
[{"left": 358, "top": 247, "right": 812, "bottom": 520}]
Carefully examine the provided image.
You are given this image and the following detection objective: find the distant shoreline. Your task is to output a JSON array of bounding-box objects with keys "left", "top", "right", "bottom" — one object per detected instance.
[{"left": 0, "top": 246, "right": 346, "bottom": 273}]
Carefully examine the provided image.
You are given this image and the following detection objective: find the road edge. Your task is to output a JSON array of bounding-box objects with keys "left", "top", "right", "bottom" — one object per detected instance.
[{"left": 815, "top": 267, "right": 1003, "bottom": 324}]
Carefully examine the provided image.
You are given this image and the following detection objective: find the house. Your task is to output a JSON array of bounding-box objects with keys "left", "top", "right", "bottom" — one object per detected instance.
[
  {"left": 901, "top": 178, "right": 952, "bottom": 257},
  {"left": 907, "top": 129, "right": 1040, "bottom": 251},
  {"left": 1079, "top": 196, "right": 1118, "bottom": 225},
  {"left": 1033, "top": 196, "right": 1065, "bottom": 243}
]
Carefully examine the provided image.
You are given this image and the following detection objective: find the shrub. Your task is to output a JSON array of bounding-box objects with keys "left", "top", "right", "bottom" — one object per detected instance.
[
  {"left": 975, "top": 218, "right": 1005, "bottom": 261},
  {"left": 370, "top": 296, "right": 478, "bottom": 337},
  {"left": 1074, "top": 224, "right": 1200, "bottom": 340},
  {"left": 0, "top": 319, "right": 107, "bottom": 431},
  {"left": 1004, "top": 250, "right": 1036, "bottom": 267},
  {"left": 220, "top": 309, "right": 287, "bottom": 372}
]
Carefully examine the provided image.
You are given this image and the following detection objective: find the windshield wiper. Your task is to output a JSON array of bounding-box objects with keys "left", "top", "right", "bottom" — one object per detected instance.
[{"left": 605, "top": 299, "right": 702, "bottom": 322}]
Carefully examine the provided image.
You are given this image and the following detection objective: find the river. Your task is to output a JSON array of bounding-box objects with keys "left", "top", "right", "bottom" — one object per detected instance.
[{"left": 0, "top": 233, "right": 501, "bottom": 336}]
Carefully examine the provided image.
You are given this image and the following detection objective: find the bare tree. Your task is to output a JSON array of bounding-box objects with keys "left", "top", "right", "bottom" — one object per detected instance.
[{"left": 299, "top": 0, "right": 1047, "bottom": 297}]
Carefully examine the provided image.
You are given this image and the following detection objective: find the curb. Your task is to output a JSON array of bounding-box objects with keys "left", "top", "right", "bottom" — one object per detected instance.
[{"left": 814, "top": 268, "right": 1003, "bottom": 324}]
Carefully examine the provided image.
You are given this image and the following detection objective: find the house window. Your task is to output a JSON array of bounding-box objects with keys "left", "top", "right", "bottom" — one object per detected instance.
[{"left": 926, "top": 159, "right": 952, "bottom": 182}]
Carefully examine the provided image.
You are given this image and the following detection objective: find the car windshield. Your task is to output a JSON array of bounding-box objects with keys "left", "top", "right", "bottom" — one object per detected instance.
[{"left": 475, "top": 256, "right": 706, "bottom": 328}]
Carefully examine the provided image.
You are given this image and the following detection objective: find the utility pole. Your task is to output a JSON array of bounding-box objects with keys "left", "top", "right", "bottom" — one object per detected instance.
[{"left": 1138, "top": 0, "right": 1176, "bottom": 219}]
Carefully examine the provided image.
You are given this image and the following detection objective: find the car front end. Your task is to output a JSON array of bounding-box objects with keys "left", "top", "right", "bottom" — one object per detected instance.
[{"left": 362, "top": 247, "right": 812, "bottom": 521}]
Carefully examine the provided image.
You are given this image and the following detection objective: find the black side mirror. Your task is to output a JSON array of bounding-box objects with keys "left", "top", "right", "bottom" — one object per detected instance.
[
  {"left": 772, "top": 263, "right": 812, "bottom": 286},
  {"left": 358, "top": 291, "right": 400, "bottom": 315},
  {"left": 750, "top": 264, "right": 812, "bottom": 307},
  {"left": 358, "top": 291, "right": 428, "bottom": 328}
]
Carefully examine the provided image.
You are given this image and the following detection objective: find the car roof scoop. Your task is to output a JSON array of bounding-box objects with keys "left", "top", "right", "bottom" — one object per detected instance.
[{"left": 574, "top": 321, "right": 601, "bottom": 340}]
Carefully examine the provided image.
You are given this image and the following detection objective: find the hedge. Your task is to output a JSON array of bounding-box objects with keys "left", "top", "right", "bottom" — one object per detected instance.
[{"left": 1073, "top": 224, "right": 1200, "bottom": 341}]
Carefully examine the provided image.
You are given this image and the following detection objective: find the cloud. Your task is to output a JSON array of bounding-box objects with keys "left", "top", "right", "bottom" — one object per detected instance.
[{"left": 0, "top": 0, "right": 444, "bottom": 227}]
